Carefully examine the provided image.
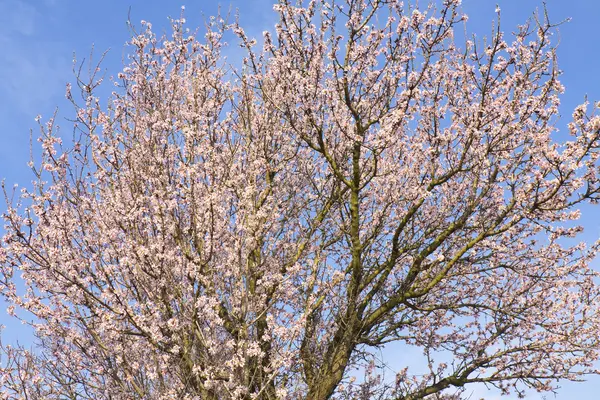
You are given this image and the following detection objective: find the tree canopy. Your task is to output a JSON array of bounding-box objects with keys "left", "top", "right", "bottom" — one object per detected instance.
[{"left": 2, "top": 0, "right": 600, "bottom": 399}]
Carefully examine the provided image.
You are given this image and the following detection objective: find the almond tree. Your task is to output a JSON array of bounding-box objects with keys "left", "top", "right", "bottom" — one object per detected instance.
[{"left": 2, "top": 1, "right": 600, "bottom": 399}]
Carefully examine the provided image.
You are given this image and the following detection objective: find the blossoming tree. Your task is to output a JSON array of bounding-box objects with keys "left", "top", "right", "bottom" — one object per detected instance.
[{"left": 2, "top": 0, "right": 600, "bottom": 399}]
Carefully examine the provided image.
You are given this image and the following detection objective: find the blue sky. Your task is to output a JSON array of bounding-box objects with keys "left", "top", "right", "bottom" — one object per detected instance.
[{"left": 0, "top": 0, "right": 599, "bottom": 399}]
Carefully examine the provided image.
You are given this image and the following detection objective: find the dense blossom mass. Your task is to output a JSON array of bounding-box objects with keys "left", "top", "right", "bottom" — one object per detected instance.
[{"left": 2, "top": 0, "right": 600, "bottom": 399}]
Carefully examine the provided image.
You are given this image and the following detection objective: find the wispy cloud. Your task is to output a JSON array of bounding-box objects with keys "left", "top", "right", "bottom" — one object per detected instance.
[
  {"left": 0, "top": 0, "right": 70, "bottom": 117},
  {"left": 0, "top": 0, "right": 37, "bottom": 36}
]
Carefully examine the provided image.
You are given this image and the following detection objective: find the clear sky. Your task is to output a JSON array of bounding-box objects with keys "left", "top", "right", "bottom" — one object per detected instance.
[{"left": 0, "top": 0, "right": 599, "bottom": 399}]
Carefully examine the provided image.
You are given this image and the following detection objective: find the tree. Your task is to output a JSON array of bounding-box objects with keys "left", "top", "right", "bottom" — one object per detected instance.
[{"left": 2, "top": 0, "right": 600, "bottom": 399}]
